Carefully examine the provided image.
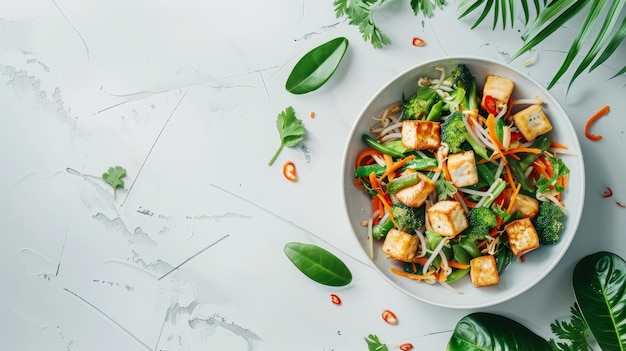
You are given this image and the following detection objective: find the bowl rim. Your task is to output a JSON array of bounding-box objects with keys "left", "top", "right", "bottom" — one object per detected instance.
[{"left": 340, "top": 55, "right": 585, "bottom": 309}]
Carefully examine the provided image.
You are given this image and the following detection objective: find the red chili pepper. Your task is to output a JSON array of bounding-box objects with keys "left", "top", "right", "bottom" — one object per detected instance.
[
  {"left": 283, "top": 161, "right": 297, "bottom": 182},
  {"left": 510, "top": 132, "right": 523, "bottom": 142},
  {"left": 382, "top": 309, "right": 398, "bottom": 325},
  {"left": 412, "top": 37, "right": 425, "bottom": 47},
  {"left": 399, "top": 343, "right": 414, "bottom": 351},
  {"left": 330, "top": 294, "right": 341, "bottom": 305},
  {"left": 484, "top": 95, "right": 498, "bottom": 115},
  {"left": 603, "top": 187, "right": 613, "bottom": 198}
]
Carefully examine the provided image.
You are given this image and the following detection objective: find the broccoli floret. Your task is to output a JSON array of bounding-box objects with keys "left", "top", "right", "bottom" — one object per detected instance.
[
  {"left": 441, "top": 111, "right": 489, "bottom": 160},
  {"left": 463, "top": 207, "right": 498, "bottom": 241},
  {"left": 402, "top": 86, "right": 438, "bottom": 120},
  {"left": 447, "top": 64, "right": 479, "bottom": 112},
  {"left": 370, "top": 203, "right": 425, "bottom": 240},
  {"left": 391, "top": 203, "right": 425, "bottom": 231},
  {"left": 532, "top": 201, "right": 565, "bottom": 245}
]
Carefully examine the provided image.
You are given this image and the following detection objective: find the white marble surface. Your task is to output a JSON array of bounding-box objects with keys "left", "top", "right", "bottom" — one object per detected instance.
[{"left": 1, "top": 1, "right": 625, "bottom": 350}]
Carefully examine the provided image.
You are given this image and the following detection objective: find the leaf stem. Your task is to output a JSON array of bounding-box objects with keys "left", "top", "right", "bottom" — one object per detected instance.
[{"left": 268, "top": 143, "right": 284, "bottom": 166}]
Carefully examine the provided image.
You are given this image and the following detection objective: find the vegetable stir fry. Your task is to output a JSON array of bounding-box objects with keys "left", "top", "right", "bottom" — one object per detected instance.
[{"left": 354, "top": 64, "right": 571, "bottom": 291}]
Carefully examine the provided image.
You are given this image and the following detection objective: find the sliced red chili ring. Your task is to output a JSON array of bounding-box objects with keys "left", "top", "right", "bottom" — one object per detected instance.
[
  {"left": 603, "top": 187, "right": 613, "bottom": 198},
  {"left": 283, "top": 161, "right": 297, "bottom": 182},
  {"left": 330, "top": 294, "right": 341, "bottom": 305},
  {"left": 382, "top": 309, "right": 398, "bottom": 325},
  {"left": 412, "top": 37, "right": 425, "bottom": 47},
  {"left": 399, "top": 343, "right": 414, "bottom": 351},
  {"left": 484, "top": 95, "right": 498, "bottom": 115}
]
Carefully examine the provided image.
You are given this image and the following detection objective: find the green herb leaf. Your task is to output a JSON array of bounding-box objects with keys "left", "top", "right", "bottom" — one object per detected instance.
[
  {"left": 549, "top": 304, "right": 592, "bottom": 351},
  {"left": 411, "top": 0, "right": 446, "bottom": 18},
  {"left": 283, "top": 242, "right": 352, "bottom": 287},
  {"left": 285, "top": 37, "right": 349, "bottom": 94},
  {"left": 447, "top": 312, "right": 552, "bottom": 350},
  {"left": 333, "top": 0, "right": 391, "bottom": 48},
  {"left": 102, "top": 166, "right": 127, "bottom": 199},
  {"left": 365, "top": 334, "right": 389, "bottom": 351},
  {"left": 572, "top": 251, "right": 626, "bottom": 350},
  {"left": 268, "top": 106, "right": 306, "bottom": 166}
]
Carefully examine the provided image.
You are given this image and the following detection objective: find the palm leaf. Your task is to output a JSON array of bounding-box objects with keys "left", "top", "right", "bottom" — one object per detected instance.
[
  {"left": 458, "top": 0, "right": 545, "bottom": 31},
  {"left": 590, "top": 15, "right": 626, "bottom": 74},
  {"left": 568, "top": 0, "right": 626, "bottom": 90},
  {"left": 546, "top": 0, "right": 607, "bottom": 89},
  {"left": 509, "top": 0, "right": 590, "bottom": 63}
]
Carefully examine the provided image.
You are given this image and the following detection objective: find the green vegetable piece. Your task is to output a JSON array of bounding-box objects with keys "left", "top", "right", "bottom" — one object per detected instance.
[
  {"left": 354, "top": 164, "right": 387, "bottom": 178},
  {"left": 102, "top": 166, "right": 127, "bottom": 199},
  {"left": 446, "top": 268, "right": 469, "bottom": 283},
  {"left": 532, "top": 201, "right": 565, "bottom": 245},
  {"left": 452, "top": 242, "right": 472, "bottom": 265},
  {"left": 441, "top": 111, "right": 489, "bottom": 160},
  {"left": 572, "top": 251, "right": 626, "bottom": 350},
  {"left": 459, "top": 236, "right": 481, "bottom": 258},
  {"left": 268, "top": 106, "right": 306, "bottom": 166},
  {"left": 402, "top": 87, "right": 438, "bottom": 120},
  {"left": 283, "top": 242, "right": 352, "bottom": 287},
  {"left": 361, "top": 134, "right": 405, "bottom": 158},
  {"left": 386, "top": 173, "right": 420, "bottom": 194},
  {"left": 372, "top": 218, "right": 394, "bottom": 240},
  {"left": 447, "top": 312, "right": 552, "bottom": 350},
  {"left": 365, "top": 334, "right": 389, "bottom": 351},
  {"left": 285, "top": 37, "right": 349, "bottom": 94}
]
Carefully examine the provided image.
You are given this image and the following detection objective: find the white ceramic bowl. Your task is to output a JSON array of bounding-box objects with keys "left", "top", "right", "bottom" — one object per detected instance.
[{"left": 341, "top": 56, "right": 585, "bottom": 309}]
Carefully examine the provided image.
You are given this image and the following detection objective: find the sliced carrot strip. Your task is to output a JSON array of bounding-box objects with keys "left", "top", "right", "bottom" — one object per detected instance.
[
  {"left": 584, "top": 105, "right": 610, "bottom": 141},
  {"left": 448, "top": 261, "right": 470, "bottom": 269},
  {"left": 378, "top": 155, "right": 416, "bottom": 182},
  {"left": 355, "top": 148, "right": 382, "bottom": 168}
]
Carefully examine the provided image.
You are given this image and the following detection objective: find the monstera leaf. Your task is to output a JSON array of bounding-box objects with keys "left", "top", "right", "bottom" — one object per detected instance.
[
  {"left": 573, "top": 251, "right": 626, "bottom": 350},
  {"left": 447, "top": 312, "right": 552, "bottom": 350}
]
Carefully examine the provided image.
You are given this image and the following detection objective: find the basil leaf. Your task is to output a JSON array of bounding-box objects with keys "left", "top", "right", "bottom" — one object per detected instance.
[
  {"left": 447, "top": 312, "right": 552, "bottom": 350},
  {"left": 285, "top": 37, "right": 349, "bottom": 94},
  {"left": 283, "top": 242, "right": 352, "bottom": 286},
  {"left": 573, "top": 251, "right": 626, "bottom": 350}
]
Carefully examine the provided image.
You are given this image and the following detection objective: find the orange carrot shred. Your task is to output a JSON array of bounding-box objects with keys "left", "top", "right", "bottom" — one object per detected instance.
[{"left": 585, "top": 105, "right": 610, "bottom": 141}]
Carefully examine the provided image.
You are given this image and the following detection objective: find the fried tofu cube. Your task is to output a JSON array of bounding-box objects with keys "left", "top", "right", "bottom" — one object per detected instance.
[
  {"left": 512, "top": 104, "right": 553, "bottom": 141},
  {"left": 481, "top": 75, "right": 515, "bottom": 110},
  {"left": 511, "top": 194, "right": 539, "bottom": 218},
  {"left": 381, "top": 229, "right": 419, "bottom": 262},
  {"left": 447, "top": 151, "right": 478, "bottom": 188},
  {"left": 470, "top": 255, "right": 500, "bottom": 287},
  {"left": 505, "top": 218, "right": 540, "bottom": 257},
  {"left": 394, "top": 172, "right": 436, "bottom": 208},
  {"left": 427, "top": 200, "right": 468, "bottom": 237},
  {"left": 401, "top": 120, "right": 441, "bottom": 150}
]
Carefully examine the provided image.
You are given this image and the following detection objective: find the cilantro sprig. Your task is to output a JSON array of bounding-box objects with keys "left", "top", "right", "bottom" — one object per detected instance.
[
  {"left": 102, "top": 166, "right": 127, "bottom": 199},
  {"left": 333, "top": 0, "right": 444, "bottom": 48},
  {"left": 268, "top": 106, "right": 306, "bottom": 166},
  {"left": 365, "top": 334, "right": 389, "bottom": 351}
]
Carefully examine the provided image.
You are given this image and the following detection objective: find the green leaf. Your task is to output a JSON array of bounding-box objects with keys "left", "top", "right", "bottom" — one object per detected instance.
[
  {"left": 573, "top": 251, "right": 626, "bottom": 350},
  {"left": 447, "top": 312, "right": 552, "bottom": 350},
  {"left": 102, "top": 166, "right": 126, "bottom": 199},
  {"left": 545, "top": 0, "right": 607, "bottom": 89},
  {"left": 365, "top": 334, "right": 389, "bottom": 351},
  {"left": 549, "top": 304, "right": 593, "bottom": 351},
  {"left": 283, "top": 242, "right": 352, "bottom": 287},
  {"left": 589, "top": 5, "right": 626, "bottom": 73},
  {"left": 568, "top": 0, "right": 626, "bottom": 90},
  {"left": 268, "top": 106, "right": 306, "bottom": 166},
  {"left": 285, "top": 37, "right": 349, "bottom": 94}
]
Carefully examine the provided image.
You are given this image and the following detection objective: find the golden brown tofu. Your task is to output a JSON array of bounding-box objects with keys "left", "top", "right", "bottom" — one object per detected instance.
[
  {"left": 381, "top": 229, "right": 420, "bottom": 262},
  {"left": 481, "top": 75, "right": 515, "bottom": 111},
  {"left": 401, "top": 120, "right": 441, "bottom": 150},
  {"left": 394, "top": 172, "right": 436, "bottom": 208},
  {"left": 426, "top": 200, "right": 468, "bottom": 237},
  {"left": 511, "top": 193, "right": 539, "bottom": 218},
  {"left": 512, "top": 104, "right": 553, "bottom": 141},
  {"left": 470, "top": 255, "right": 500, "bottom": 287},
  {"left": 447, "top": 151, "right": 478, "bottom": 188},
  {"left": 505, "top": 218, "right": 540, "bottom": 257}
]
